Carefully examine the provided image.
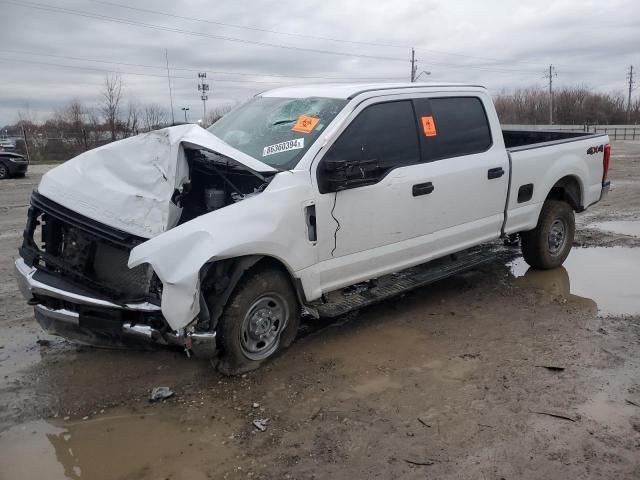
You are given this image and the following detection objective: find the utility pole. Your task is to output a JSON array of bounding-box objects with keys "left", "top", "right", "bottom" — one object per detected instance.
[
  {"left": 410, "top": 48, "right": 417, "bottom": 82},
  {"left": 627, "top": 65, "right": 635, "bottom": 124},
  {"left": 198, "top": 72, "right": 210, "bottom": 124},
  {"left": 544, "top": 64, "right": 557, "bottom": 125},
  {"left": 165, "top": 49, "right": 175, "bottom": 125}
]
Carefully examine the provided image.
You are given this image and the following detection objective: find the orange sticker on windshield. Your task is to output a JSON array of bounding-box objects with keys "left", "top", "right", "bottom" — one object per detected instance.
[
  {"left": 291, "top": 115, "right": 320, "bottom": 134},
  {"left": 421, "top": 115, "right": 437, "bottom": 137}
]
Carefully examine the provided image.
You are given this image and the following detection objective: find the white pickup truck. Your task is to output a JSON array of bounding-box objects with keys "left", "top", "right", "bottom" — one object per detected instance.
[{"left": 15, "top": 82, "right": 611, "bottom": 374}]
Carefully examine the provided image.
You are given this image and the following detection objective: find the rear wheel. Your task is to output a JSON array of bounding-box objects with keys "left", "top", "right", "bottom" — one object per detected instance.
[
  {"left": 521, "top": 200, "right": 575, "bottom": 269},
  {"left": 215, "top": 267, "right": 299, "bottom": 375},
  {"left": 0, "top": 164, "right": 8, "bottom": 179}
]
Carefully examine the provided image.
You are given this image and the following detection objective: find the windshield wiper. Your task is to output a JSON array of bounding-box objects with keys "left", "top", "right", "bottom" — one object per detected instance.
[{"left": 272, "top": 119, "right": 297, "bottom": 126}]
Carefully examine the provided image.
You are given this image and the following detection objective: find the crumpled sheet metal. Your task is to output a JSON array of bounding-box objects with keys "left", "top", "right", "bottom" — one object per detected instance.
[
  {"left": 37, "top": 125, "right": 275, "bottom": 239},
  {"left": 128, "top": 171, "right": 317, "bottom": 331}
]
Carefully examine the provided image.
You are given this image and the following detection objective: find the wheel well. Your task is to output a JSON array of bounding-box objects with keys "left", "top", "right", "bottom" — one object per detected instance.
[
  {"left": 546, "top": 175, "right": 583, "bottom": 212},
  {"left": 198, "top": 255, "right": 304, "bottom": 331}
]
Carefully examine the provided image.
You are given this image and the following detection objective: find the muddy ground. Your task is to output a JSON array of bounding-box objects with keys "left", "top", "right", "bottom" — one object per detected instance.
[{"left": 1, "top": 143, "right": 639, "bottom": 480}]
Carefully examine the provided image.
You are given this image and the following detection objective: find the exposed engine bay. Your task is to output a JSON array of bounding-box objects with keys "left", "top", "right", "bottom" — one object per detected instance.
[
  {"left": 176, "top": 149, "right": 274, "bottom": 225},
  {"left": 20, "top": 148, "right": 274, "bottom": 307}
]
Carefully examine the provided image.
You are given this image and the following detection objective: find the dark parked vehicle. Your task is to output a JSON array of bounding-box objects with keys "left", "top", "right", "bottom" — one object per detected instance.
[{"left": 0, "top": 152, "right": 28, "bottom": 179}]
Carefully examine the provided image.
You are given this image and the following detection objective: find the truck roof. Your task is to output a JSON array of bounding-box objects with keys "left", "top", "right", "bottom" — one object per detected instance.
[{"left": 262, "top": 82, "right": 486, "bottom": 100}]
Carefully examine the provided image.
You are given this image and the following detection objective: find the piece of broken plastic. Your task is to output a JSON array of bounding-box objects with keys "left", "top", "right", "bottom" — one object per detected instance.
[{"left": 149, "top": 386, "right": 174, "bottom": 402}]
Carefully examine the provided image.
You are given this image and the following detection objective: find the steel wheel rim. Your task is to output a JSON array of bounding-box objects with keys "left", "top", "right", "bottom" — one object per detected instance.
[
  {"left": 548, "top": 218, "right": 567, "bottom": 255},
  {"left": 0, "top": 165, "right": 7, "bottom": 178},
  {"left": 240, "top": 294, "right": 288, "bottom": 361}
]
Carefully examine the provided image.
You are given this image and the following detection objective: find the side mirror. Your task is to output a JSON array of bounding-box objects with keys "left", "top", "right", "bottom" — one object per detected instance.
[{"left": 320, "top": 158, "right": 380, "bottom": 193}]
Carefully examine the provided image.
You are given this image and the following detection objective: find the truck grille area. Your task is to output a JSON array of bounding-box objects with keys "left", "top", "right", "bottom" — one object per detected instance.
[{"left": 20, "top": 192, "right": 155, "bottom": 303}]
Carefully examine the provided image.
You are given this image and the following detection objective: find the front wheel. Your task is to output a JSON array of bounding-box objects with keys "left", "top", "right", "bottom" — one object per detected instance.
[
  {"left": 215, "top": 267, "right": 300, "bottom": 375},
  {"left": 0, "top": 164, "right": 8, "bottom": 180},
  {"left": 520, "top": 200, "right": 575, "bottom": 269}
]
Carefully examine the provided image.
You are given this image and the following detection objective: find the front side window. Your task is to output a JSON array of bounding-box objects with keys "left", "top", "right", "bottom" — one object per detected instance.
[
  {"left": 208, "top": 96, "right": 347, "bottom": 170},
  {"left": 414, "top": 97, "right": 492, "bottom": 161},
  {"left": 322, "top": 100, "right": 420, "bottom": 187}
]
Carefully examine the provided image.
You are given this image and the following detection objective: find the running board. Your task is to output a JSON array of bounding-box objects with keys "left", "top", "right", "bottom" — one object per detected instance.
[{"left": 315, "top": 246, "right": 499, "bottom": 318}]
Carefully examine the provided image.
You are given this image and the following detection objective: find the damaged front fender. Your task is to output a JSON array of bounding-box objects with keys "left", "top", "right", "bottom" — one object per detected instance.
[{"left": 128, "top": 171, "right": 317, "bottom": 331}]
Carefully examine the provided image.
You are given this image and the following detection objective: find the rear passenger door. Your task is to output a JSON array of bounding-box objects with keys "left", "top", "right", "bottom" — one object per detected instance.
[{"left": 410, "top": 95, "right": 509, "bottom": 251}]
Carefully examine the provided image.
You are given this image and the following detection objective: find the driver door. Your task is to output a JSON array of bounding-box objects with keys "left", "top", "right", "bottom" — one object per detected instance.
[{"left": 311, "top": 99, "right": 426, "bottom": 292}]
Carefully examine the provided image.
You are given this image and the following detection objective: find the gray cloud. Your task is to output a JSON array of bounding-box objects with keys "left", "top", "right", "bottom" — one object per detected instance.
[{"left": 0, "top": 0, "right": 638, "bottom": 126}]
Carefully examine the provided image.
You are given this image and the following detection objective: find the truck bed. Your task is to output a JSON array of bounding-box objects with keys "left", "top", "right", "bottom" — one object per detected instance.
[{"left": 502, "top": 129, "right": 595, "bottom": 150}]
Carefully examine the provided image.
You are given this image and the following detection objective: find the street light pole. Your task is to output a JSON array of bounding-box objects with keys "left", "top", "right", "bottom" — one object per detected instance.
[{"left": 181, "top": 107, "right": 190, "bottom": 123}]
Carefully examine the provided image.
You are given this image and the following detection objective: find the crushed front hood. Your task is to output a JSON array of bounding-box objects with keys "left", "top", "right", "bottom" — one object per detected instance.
[{"left": 37, "top": 125, "right": 276, "bottom": 238}]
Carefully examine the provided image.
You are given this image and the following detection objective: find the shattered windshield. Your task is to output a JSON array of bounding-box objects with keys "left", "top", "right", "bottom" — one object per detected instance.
[{"left": 207, "top": 96, "right": 347, "bottom": 170}]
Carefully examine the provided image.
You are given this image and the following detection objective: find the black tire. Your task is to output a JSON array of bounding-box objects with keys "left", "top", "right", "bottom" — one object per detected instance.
[
  {"left": 215, "top": 267, "right": 300, "bottom": 376},
  {"left": 521, "top": 200, "right": 575, "bottom": 269},
  {"left": 0, "top": 163, "right": 8, "bottom": 180}
]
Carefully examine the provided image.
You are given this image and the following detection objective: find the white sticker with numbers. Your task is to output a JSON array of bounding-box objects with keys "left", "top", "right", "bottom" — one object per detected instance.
[{"left": 262, "top": 138, "right": 304, "bottom": 157}]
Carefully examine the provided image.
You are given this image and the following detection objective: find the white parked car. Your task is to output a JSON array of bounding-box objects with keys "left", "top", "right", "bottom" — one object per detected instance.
[{"left": 15, "top": 83, "right": 611, "bottom": 374}]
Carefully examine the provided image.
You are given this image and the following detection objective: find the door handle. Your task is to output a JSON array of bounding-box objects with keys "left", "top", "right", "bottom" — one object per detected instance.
[
  {"left": 487, "top": 167, "right": 505, "bottom": 179},
  {"left": 412, "top": 182, "right": 434, "bottom": 196}
]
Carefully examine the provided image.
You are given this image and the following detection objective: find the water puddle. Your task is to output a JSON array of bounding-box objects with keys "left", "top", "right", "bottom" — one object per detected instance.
[
  {"left": 0, "top": 410, "right": 233, "bottom": 480},
  {"left": 508, "top": 247, "right": 640, "bottom": 316},
  {"left": 591, "top": 220, "right": 640, "bottom": 238}
]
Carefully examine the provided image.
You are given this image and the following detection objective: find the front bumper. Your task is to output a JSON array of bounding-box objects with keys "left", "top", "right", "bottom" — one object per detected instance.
[
  {"left": 14, "top": 258, "right": 216, "bottom": 355},
  {"left": 7, "top": 160, "right": 28, "bottom": 175}
]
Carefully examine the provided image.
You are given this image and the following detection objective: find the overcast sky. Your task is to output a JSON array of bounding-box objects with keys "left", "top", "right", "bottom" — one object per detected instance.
[{"left": 0, "top": 0, "right": 638, "bottom": 127}]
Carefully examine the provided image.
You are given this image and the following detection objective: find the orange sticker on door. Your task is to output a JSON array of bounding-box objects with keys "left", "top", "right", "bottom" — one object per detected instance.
[
  {"left": 291, "top": 115, "right": 320, "bottom": 134},
  {"left": 421, "top": 115, "right": 437, "bottom": 137}
]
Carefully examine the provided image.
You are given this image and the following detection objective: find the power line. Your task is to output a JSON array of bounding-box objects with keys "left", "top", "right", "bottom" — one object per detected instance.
[
  {"left": 165, "top": 49, "right": 175, "bottom": 125},
  {"left": 89, "top": 0, "right": 409, "bottom": 50},
  {"left": 0, "top": 49, "right": 407, "bottom": 81},
  {"left": 2, "top": 1, "right": 557, "bottom": 76},
  {"left": 0, "top": 56, "right": 286, "bottom": 85},
  {"left": 627, "top": 65, "right": 635, "bottom": 123},
  {"left": 4, "top": 0, "right": 408, "bottom": 63},
  {"left": 3, "top": 0, "right": 556, "bottom": 74},
  {"left": 89, "top": 0, "right": 551, "bottom": 67}
]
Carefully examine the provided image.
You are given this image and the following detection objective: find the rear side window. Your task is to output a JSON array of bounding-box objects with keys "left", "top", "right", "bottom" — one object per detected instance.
[
  {"left": 324, "top": 100, "right": 419, "bottom": 169},
  {"left": 414, "top": 97, "right": 492, "bottom": 161}
]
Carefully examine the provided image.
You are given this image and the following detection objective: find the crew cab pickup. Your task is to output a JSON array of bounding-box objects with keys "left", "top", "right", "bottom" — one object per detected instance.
[{"left": 15, "top": 82, "right": 611, "bottom": 374}]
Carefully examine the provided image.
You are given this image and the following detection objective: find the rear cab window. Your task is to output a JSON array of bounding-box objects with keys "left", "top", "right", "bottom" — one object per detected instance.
[{"left": 413, "top": 96, "right": 492, "bottom": 162}]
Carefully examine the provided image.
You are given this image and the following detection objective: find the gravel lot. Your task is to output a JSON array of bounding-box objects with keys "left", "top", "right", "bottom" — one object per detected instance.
[{"left": 1, "top": 144, "right": 639, "bottom": 480}]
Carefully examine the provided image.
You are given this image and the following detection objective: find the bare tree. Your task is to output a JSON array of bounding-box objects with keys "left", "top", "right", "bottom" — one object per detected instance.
[
  {"left": 16, "top": 102, "right": 37, "bottom": 127},
  {"left": 142, "top": 103, "right": 167, "bottom": 131},
  {"left": 100, "top": 74, "right": 123, "bottom": 141},
  {"left": 205, "top": 103, "right": 235, "bottom": 127},
  {"left": 124, "top": 102, "right": 141, "bottom": 137},
  {"left": 58, "top": 98, "right": 88, "bottom": 146}
]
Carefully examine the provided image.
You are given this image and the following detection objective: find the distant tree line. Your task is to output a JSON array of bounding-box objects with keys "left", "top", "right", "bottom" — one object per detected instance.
[
  {"left": 2, "top": 73, "right": 233, "bottom": 162},
  {"left": 494, "top": 86, "right": 640, "bottom": 125}
]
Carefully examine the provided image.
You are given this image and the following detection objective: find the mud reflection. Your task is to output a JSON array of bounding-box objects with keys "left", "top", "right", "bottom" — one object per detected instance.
[
  {"left": 508, "top": 247, "right": 640, "bottom": 316},
  {"left": 0, "top": 412, "right": 228, "bottom": 480}
]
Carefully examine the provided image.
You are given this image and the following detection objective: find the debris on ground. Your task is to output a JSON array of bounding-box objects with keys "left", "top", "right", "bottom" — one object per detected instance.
[
  {"left": 536, "top": 365, "right": 566, "bottom": 372},
  {"left": 597, "top": 327, "right": 609, "bottom": 335},
  {"left": 404, "top": 458, "right": 435, "bottom": 466},
  {"left": 530, "top": 410, "right": 577, "bottom": 422},
  {"left": 252, "top": 402, "right": 260, "bottom": 408},
  {"left": 626, "top": 399, "right": 640, "bottom": 408},
  {"left": 149, "top": 386, "right": 174, "bottom": 402},
  {"left": 417, "top": 417, "right": 431, "bottom": 428},
  {"left": 252, "top": 418, "right": 270, "bottom": 432}
]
